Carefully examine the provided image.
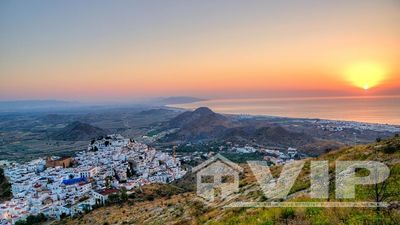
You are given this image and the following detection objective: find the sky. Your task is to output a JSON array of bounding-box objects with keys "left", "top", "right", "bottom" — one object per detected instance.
[{"left": 0, "top": 0, "right": 399, "bottom": 101}]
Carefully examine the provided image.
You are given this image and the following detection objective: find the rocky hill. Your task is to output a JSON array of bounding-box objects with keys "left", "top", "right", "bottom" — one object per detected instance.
[
  {"left": 162, "top": 107, "right": 315, "bottom": 148},
  {"left": 49, "top": 121, "right": 107, "bottom": 141},
  {"left": 163, "top": 107, "right": 232, "bottom": 142},
  {"left": 167, "top": 107, "right": 230, "bottom": 128}
]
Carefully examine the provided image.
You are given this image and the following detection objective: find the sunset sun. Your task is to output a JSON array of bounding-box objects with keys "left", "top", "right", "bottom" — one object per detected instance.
[{"left": 345, "top": 63, "right": 387, "bottom": 90}]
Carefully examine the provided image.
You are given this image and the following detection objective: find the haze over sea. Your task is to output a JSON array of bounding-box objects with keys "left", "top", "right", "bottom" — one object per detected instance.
[{"left": 171, "top": 95, "right": 400, "bottom": 125}]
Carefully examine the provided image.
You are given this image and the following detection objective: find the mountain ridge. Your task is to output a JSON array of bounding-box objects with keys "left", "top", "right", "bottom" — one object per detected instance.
[
  {"left": 49, "top": 121, "right": 107, "bottom": 141},
  {"left": 154, "top": 96, "right": 206, "bottom": 105}
]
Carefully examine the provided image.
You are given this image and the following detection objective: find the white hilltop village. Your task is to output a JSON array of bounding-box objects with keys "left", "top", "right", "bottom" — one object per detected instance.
[{"left": 0, "top": 134, "right": 186, "bottom": 225}]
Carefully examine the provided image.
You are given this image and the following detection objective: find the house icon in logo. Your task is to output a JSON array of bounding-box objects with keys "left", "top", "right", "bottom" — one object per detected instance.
[{"left": 192, "top": 154, "right": 243, "bottom": 202}]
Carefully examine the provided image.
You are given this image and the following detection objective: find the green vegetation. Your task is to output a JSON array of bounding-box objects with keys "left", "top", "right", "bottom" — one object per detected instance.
[
  {"left": 0, "top": 167, "right": 12, "bottom": 201},
  {"left": 221, "top": 152, "right": 266, "bottom": 163},
  {"left": 280, "top": 208, "right": 295, "bottom": 225},
  {"left": 0, "top": 140, "right": 87, "bottom": 162},
  {"left": 15, "top": 214, "right": 47, "bottom": 225},
  {"left": 383, "top": 143, "right": 399, "bottom": 154},
  {"left": 107, "top": 188, "right": 129, "bottom": 204}
]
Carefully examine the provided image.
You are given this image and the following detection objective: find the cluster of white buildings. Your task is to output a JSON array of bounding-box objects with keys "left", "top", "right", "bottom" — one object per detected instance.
[
  {"left": 227, "top": 144, "right": 300, "bottom": 165},
  {"left": 262, "top": 147, "right": 299, "bottom": 165},
  {"left": 0, "top": 134, "right": 186, "bottom": 225},
  {"left": 230, "top": 145, "right": 257, "bottom": 153},
  {"left": 315, "top": 120, "right": 400, "bottom": 133}
]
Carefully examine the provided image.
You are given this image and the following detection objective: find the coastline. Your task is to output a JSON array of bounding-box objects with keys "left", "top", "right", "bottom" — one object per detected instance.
[{"left": 167, "top": 96, "right": 400, "bottom": 126}]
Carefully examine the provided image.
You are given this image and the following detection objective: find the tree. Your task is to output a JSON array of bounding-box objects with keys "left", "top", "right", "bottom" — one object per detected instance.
[
  {"left": 90, "top": 146, "right": 98, "bottom": 152},
  {"left": 0, "top": 168, "right": 5, "bottom": 183},
  {"left": 280, "top": 208, "right": 295, "bottom": 225},
  {"left": 108, "top": 193, "right": 120, "bottom": 203},
  {"left": 15, "top": 213, "right": 47, "bottom": 225},
  {"left": 126, "top": 168, "right": 132, "bottom": 178},
  {"left": 105, "top": 176, "right": 112, "bottom": 188},
  {"left": 26, "top": 213, "right": 46, "bottom": 224},
  {"left": 120, "top": 188, "right": 128, "bottom": 202},
  {"left": 371, "top": 145, "right": 400, "bottom": 222},
  {"left": 145, "top": 195, "right": 154, "bottom": 201},
  {"left": 15, "top": 221, "right": 27, "bottom": 225},
  {"left": 383, "top": 144, "right": 397, "bottom": 154}
]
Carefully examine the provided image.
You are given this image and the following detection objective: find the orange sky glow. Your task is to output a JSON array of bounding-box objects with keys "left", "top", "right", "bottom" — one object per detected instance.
[{"left": 0, "top": 1, "right": 399, "bottom": 101}]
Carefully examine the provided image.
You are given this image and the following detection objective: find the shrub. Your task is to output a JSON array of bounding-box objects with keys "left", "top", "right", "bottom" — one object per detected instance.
[
  {"left": 15, "top": 213, "right": 47, "bottom": 225},
  {"left": 305, "top": 207, "right": 321, "bottom": 218},
  {"left": 261, "top": 220, "right": 275, "bottom": 225},
  {"left": 120, "top": 189, "right": 128, "bottom": 202},
  {"left": 190, "top": 200, "right": 206, "bottom": 217},
  {"left": 145, "top": 195, "right": 154, "bottom": 201},
  {"left": 280, "top": 208, "right": 295, "bottom": 225},
  {"left": 383, "top": 144, "right": 397, "bottom": 154}
]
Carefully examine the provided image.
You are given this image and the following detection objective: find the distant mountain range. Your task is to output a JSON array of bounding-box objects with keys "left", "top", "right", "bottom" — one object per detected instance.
[
  {"left": 0, "top": 97, "right": 204, "bottom": 112},
  {"left": 153, "top": 96, "right": 206, "bottom": 105},
  {"left": 0, "top": 100, "right": 80, "bottom": 112},
  {"left": 49, "top": 121, "right": 107, "bottom": 141}
]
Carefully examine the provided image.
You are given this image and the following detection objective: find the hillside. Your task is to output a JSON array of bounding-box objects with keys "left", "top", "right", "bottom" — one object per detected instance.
[
  {"left": 162, "top": 107, "right": 315, "bottom": 148},
  {"left": 167, "top": 107, "right": 230, "bottom": 129},
  {"left": 55, "top": 135, "right": 400, "bottom": 225},
  {"left": 49, "top": 121, "right": 107, "bottom": 141},
  {"left": 163, "top": 107, "right": 232, "bottom": 142},
  {"left": 222, "top": 126, "right": 314, "bottom": 147}
]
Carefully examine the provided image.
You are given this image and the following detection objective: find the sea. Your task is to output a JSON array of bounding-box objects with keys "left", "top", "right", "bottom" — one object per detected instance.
[{"left": 170, "top": 95, "right": 400, "bottom": 125}]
